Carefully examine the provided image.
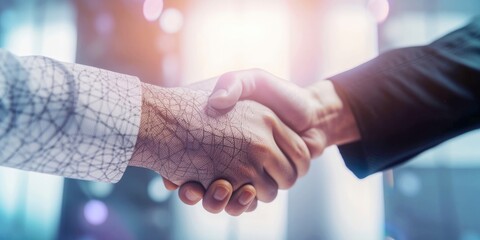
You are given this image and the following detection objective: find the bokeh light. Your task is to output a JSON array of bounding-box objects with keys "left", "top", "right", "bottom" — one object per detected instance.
[
  {"left": 83, "top": 200, "right": 108, "bottom": 225},
  {"left": 159, "top": 8, "right": 183, "bottom": 34},
  {"left": 367, "top": 0, "right": 390, "bottom": 23},
  {"left": 397, "top": 172, "right": 421, "bottom": 197},
  {"left": 148, "top": 177, "right": 171, "bottom": 202},
  {"left": 87, "top": 182, "right": 114, "bottom": 198},
  {"left": 143, "top": 0, "right": 164, "bottom": 22}
]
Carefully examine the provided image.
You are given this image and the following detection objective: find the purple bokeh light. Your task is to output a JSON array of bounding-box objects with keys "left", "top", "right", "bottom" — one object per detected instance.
[{"left": 84, "top": 200, "right": 108, "bottom": 226}]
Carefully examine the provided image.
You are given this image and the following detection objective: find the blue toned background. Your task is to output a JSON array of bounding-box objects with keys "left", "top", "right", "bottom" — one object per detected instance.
[{"left": 0, "top": 0, "right": 479, "bottom": 239}]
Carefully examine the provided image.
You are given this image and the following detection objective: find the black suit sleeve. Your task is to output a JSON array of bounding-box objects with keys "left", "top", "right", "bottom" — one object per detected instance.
[{"left": 330, "top": 17, "right": 480, "bottom": 178}]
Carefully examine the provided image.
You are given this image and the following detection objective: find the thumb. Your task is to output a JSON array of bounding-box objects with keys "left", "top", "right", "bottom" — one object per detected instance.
[{"left": 208, "top": 72, "right": 253, "bottom": 110}]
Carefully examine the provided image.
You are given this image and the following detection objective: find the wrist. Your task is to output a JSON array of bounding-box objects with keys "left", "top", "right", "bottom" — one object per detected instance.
[
  {"left": 307, "top": 80, "right": 360, "bottom": 147},
  {"left": 129, "top": 82, "right": 155, "bottom": 168},
  {"left": 129, "top": 82, "right": 179, "bottom": 169}
]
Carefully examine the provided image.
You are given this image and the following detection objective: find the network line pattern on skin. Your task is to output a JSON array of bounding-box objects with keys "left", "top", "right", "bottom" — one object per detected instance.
[{"left": 0, "top": 50, "right": 141, "bottom": 183}]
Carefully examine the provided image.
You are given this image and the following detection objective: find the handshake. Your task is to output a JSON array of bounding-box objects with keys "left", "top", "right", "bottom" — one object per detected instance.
[{"left": 128, "top": 69, "right": 361, "bottom": 216}]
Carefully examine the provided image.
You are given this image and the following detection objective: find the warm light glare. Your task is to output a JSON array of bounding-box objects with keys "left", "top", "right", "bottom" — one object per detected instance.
[
  {"left": 143, "top": 0, "right": 164, "bottom": 22},
  {"left": 182, "top": 1, "right": 290, "bottom": 83},
  {"left": 160, "top": 8, "right": 184, "bottom": 34},
  {"left": 314, "top": 6, "right": 384, "bottom": 239},
  {"left": 179, "top": 2, "right": 290, "bottom": 240},
  {"left": 368, "top": 0, "right": 390, "bottom": 23},
  {"left": 321, "top": 5, "right": 378, "bottom": 77},
  {"left": 84, "top": 200, "right": 108, "bottom": 225}
]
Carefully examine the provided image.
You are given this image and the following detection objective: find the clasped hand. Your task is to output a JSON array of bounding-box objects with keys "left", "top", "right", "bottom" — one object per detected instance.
[{"left": 132, "top": 69, "right": 355, "bottom": 216}]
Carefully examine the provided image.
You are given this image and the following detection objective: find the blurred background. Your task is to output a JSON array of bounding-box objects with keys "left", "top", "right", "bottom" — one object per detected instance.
[{"left": 0, "top": 0, "right": 479, "bottom": 239}]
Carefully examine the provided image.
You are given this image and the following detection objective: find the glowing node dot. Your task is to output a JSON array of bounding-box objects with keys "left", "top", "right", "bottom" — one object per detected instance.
[
  {"left": 143, "top": 0, "right": 164, "bottom": 22},
  {"left": 159, "top": 8, "right": 184, "bottom": 34},
  {"left": 84, "top": 200, "right": 108, "bottom": 225},
  {"left": 368, "top": 0, "right": 390, "bottom": 23}
]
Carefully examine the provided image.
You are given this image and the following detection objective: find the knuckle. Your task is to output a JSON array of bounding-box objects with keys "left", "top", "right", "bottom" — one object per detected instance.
[
  {"left": 309, "top": 140, "right": 326, "bottom": 158},
  {"left": 292, "top": 143, "right": 310, "bottom": 163},
  {"left": 249, "top": 141, "right": 270, "bottom": 158},
  {"left": 295, "top": 142, "right": 312, "bottom": 176},
  {"left": 262, "top": 111, "right": 278, "bottom": 127}
]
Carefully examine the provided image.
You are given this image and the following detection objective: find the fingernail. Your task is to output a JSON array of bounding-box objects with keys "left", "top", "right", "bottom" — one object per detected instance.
[
  {"left": 209, "top": 89, "right": 228, "bottom": 99},
  {"left": 185, "top": 189, "right": 201, "bottom": 202},
  {"left": 238, "top": 191, "right": 255, "bottom": 206},
  {"left": 213, "top": 186, "right": 229, "bottom": 201}
]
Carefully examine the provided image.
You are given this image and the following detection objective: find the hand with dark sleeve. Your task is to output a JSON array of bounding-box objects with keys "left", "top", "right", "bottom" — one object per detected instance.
[
  {"left": 177, "top": 17, "right": 480, "bottom": 212},
  {"left": 330, "top": 17, "right": 480, "bottom": 177}
]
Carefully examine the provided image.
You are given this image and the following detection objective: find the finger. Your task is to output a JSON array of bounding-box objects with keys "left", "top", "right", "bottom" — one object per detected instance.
[
  {"left": 208, "top": 72, "right": 245, "bottom": 110},
  {"left": 263, "top": 144, "right": 298, "bottom": 190},
  {"left": 253, "top": 170, "right": 278, "bottom": 203},
  {"left": 272, "top": 119, "right": 311, "bottom": 177},
  {"left": 162, "top": 177, "right": 179, "bottom": 190},
  {"left": 259, "top": 117, "right": 299, "bottom": 189},
  {"left": 246, "top": 198, "right": 258, "bottom": 212},
  {"left": 301, "top": 128, "right": 328, "bottom": 158},
  {"left": 202, "top": 179, "right": 233, "bottom": 214},
  {"left": 178, "top": 182, "right": 204, "bottom": 205},
  {"left": 250, "top": 70, "right": 310, "bottom": 131},
  {"left": 210, "top": 69, "right": 308, "bottom": 132},
  {"left": 225, "top": 184, "right": 256, "bottom": 216}
]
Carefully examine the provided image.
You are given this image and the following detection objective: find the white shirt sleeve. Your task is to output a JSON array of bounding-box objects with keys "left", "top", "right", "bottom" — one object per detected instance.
[{"left": 0, "top": 49, "right": 142, "bottom": 183}]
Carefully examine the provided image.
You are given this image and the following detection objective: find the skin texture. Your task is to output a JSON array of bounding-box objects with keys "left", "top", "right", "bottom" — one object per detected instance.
[
  {"left": 128, "top": 81, "right": 310, "bottom": 203},
  {"left": 178, "top": 69, "right": 361, "bottom": 215}
]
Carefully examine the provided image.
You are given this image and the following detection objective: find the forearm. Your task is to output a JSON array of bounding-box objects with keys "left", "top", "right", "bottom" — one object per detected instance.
[{"left": 0, "top": 50, "right": 141, "bottom": 182}]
